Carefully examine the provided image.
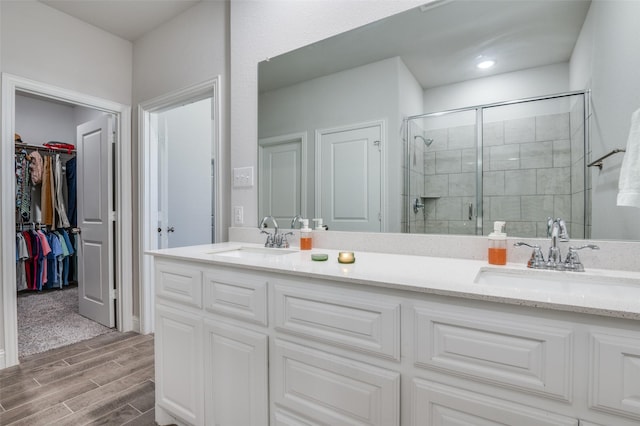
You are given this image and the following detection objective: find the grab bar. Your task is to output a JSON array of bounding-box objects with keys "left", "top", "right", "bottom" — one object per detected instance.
[{"left": 587, "top": 148, "right": 626, "bottom": 170}]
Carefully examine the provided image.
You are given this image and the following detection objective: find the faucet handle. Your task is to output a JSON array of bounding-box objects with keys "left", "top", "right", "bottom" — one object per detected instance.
[
  {"left": 514, "top": 242, "right": 545, "bottom": 269},
  {"left": 563, "top": 244, "right": 600, "bottom": 272}
]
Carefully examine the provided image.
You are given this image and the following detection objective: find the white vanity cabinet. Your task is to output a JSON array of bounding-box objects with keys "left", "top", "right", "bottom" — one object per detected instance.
[
  {"left": 152, "top": 253, "right": 640, "bottom": 426},
  {"left": 154, "top": 259, "right": 269, "bottom": 426}
]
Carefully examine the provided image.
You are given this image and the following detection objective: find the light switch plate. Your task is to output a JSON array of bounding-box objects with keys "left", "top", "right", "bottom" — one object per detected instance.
[
  {"left": 233, "top": 206, "right": 244, "bottom": 225},
  {"left": 233, "top": 166, "right": 254, "bottom": 188}
]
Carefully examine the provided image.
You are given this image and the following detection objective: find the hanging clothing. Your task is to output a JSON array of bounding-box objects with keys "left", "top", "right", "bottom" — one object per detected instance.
[
  {"left": 66, "top": 157, "right": 77, "bottom": 226},
  {"left": 29, "top": 151, "right": 43, "bottom": 185},
  {"left": 15, "top": 150, "right": 32, "bottom": 220},
  {"left": 45, "top": 232, "right": 63, "bottom": 289},
  {"left": 16, "top": 233, "right": 29, "bottom": 291},
  {"left": 40, "top": 156, "right": 56, "bottom": 227},
  {"left": 54, "top": 154, "right": 71, "bottom": 228}
]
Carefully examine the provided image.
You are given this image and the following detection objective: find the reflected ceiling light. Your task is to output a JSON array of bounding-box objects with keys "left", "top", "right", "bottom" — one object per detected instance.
[{"left": 477, "top": 59, "right": 496, "bottom": 69}]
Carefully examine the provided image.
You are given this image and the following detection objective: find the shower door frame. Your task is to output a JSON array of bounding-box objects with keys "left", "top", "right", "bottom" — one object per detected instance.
[{"left": 404, "top": 90, "right": 590, "bottom": 235}]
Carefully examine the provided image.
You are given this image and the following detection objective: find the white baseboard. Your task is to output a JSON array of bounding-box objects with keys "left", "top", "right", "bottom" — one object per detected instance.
[
  {"left": 132, "top": 316, "right": 141, "bottom": 334},
  {"left": 0, "top": 349, "right": 6, "bottom": 370}
]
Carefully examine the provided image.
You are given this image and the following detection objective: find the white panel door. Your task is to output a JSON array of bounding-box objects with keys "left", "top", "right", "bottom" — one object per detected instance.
[
  {"left": 77, "top": 115, "right": 114, "bottom": 328},
  {"left": 259, "top": 136, "right": 303, "bottom": 224},
  {"left": 318, "top": 123, "right": 382, "bottom": 231}
]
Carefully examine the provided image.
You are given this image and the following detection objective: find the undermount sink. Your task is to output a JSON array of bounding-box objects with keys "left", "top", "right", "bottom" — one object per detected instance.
[
  {"left": 208, "top": 246, "right": 298, "bottom": 259},
  {"left": 474, "top": 267, "right": 640, "bottom": 299}
]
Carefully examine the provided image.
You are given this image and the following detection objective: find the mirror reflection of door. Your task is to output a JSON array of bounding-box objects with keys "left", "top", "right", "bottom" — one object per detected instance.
[
  {"left": 258, "top": 133, "right": 306, "bottom": 225},
  {"left": 152, "top": 97, "right": 213, "bottom": 249},
  {"left": 316, "top": 122, "right": 383, "bottom": 232}
]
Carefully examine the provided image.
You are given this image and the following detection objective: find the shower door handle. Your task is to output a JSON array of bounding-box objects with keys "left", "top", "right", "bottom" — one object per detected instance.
[{"left": 468, "top": 203, "right": 473, "bottom": 220}]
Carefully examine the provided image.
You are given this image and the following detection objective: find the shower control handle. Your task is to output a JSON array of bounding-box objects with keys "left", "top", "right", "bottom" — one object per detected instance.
[{"left": 413, "top": 198, "right": 425, "bottom": 214}]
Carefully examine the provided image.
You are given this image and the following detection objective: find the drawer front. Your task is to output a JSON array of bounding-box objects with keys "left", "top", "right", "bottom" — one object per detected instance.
[
  {"left": 272, "top": 339, "right": 400, "bottom": 426},
  {"left": 589, "top": 330, "right": 640, "bottom": 420},
  {"left": 274, "top": 282, "right": 401, "bottom": 360},
  {"left": 412, "top": 378, "right": 578, "bottom": 426},
  {"left": 414, "top": 302, "right": 573, "bottom": 401},
  {"left": 155, "top": 260, "right": 203, "bottom": 308},
  {"left": 203, "top": 268, "right": 268, "bottom": 325}
]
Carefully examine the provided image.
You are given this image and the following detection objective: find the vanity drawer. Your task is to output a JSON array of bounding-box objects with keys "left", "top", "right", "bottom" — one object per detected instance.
[
  {"left": 203, "top": 268, "right": 268, "bottom": 326},
  {"left": 155, "top": 259, "right": 203, "bottom": 308},
  {"left": 273, "top": 282, "right": 401, "bottom": 360},
  {"left": 589, "top": 329, "right": 640, "bottom": 421},
  {"left": 413, "top": 301, "right": 573, "bottom": 401},
  {"left": 272, "top": 339, "right": 400, "bottom": 426},
  {"left": 412, "top": 378, "right": 578, "bottom": 426}
]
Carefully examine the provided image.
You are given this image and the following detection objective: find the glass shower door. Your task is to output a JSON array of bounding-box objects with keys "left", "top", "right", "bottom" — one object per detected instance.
[
  {"left": 406, "top": 109, "right": 479, "bottom": 235},
  {"left": 482, "top": 94, "right": 586, "bottom": 238}
]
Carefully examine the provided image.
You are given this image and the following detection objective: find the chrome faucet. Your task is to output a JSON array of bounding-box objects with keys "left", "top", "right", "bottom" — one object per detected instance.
[
  {"left": 258, "top": 216, "right": 293, "bottom": 248},
  {"left": 290, "top": 214, "right": 303, "bottom": 229},
  {"left": 546, "top": 217, "right": 569, "bottom": 269},
  {"left": 515, "top": 217, "right": 599, "bottom": 272},
  {"left": 259, "top": 216, "right": 279, "bottom": 247}
]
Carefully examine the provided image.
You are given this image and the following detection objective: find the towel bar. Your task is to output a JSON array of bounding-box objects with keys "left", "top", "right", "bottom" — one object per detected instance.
[{"left": 587, "top": 148, "right": 626, "bottom": 170}]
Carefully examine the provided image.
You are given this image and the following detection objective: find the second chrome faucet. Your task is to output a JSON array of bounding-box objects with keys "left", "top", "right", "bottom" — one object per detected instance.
[{"left": 515, "top": 217, "right": 599, "bottom": 272}]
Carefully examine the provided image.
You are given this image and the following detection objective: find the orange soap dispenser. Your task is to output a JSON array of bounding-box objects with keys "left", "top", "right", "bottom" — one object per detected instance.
[
  {"left": 299, "top": 219, "right": 313, "bottom": 250},
  {"left": 488, "top": 221, "right": 507, "bottom": 265}
]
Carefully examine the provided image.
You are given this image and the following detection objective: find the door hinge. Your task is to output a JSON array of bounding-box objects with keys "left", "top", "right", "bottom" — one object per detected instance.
[
  {"left": 111, "top": 131, "right": 117, "bottom": 144},
  {"left": 110, "top": 289, "right": 118, "bottom": 300},
  {"left": 373, "top": 140, "right": 381, "bottom": 151},
  {"left": 110, "top": 211, "right": 117, "bottom": 222},
  {"left": 378, "top": 212, "right": 382, "bottom": 222}
]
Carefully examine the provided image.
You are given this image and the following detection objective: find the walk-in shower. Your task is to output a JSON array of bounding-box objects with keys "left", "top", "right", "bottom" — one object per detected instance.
[{"left": 404, "top": 91, "right": 589, "bottom": 238}]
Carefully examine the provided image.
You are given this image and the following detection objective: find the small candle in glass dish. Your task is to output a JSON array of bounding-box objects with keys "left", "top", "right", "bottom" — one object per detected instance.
[{"left": 337, "top": 251, "right": 355, "bottom": 264}]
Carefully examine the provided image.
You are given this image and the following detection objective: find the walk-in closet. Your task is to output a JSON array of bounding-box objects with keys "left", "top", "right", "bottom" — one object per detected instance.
[{"left": 13, "top": 92, "right": 116, "bottom": 358}]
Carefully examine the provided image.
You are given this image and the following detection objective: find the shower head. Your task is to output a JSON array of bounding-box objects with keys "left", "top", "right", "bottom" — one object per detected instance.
[{"left": 414, "top": 135, "right": 434, "bottom": 147}]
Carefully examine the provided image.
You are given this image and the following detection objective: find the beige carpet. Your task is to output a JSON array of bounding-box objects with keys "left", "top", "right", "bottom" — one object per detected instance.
[{"left": 17, "top": 285, "right": 115, "bottom": 358}]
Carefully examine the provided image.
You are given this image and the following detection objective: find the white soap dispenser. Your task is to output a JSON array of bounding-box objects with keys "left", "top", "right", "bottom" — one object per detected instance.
[{"left": 488, "top": 221, "right": 507, "bottom": 265}]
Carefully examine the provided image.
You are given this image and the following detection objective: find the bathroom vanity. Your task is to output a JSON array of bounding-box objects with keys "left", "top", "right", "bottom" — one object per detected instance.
[{"left": 150, "top": 243, "right": 640, "bottom": 426}]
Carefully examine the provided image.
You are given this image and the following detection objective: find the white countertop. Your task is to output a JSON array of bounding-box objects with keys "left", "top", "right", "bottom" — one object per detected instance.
[{"left": 148, "top": 242, "right": 640, "bottom": 320}]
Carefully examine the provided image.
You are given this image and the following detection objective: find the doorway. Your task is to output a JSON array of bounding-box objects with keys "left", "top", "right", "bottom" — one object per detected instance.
[
  {"left": 139, "top": 78, "right": 222, "bottom": 334},
  {"left": 1, "top": 73, "right": 133, "bottom": 369}
]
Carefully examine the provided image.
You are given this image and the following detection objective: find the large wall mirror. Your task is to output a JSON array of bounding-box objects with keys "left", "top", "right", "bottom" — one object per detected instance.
[{"left": 258, "top": 0, "right": 640, "bottom": 240}]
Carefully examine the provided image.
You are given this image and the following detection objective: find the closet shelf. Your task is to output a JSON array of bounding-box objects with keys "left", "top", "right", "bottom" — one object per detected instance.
[{"left": 15, "top": 142, "right": 76, "bottom": 154}]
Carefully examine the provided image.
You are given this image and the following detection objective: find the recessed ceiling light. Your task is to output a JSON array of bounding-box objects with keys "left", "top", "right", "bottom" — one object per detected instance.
[{"left": 477, "top": 60, "right": 496, "bottom": 69}]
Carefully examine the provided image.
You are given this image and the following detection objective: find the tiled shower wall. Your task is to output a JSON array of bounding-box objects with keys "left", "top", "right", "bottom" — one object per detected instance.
[{"left": 407, "top": 110, "right": 586, "bottom": 237}]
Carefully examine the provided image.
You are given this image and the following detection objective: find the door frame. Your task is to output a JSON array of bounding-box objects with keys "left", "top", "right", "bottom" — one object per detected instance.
[
  {"left": 315, "top": 119, "right": 386, "bottom": 232},
  {"left": 138, "top": 77, "right": 222, "bottom": 334},
  {"left": 0, "top": 73, "right": 133, "bottom": 369}
]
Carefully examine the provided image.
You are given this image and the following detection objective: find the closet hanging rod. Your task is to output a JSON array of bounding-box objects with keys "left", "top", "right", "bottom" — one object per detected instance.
[
  {"left": 587, "top": 148, "right": 626, "bottom": 170},
  {"left": 14, "top": 142, "right": 76, "bottom": 154}
]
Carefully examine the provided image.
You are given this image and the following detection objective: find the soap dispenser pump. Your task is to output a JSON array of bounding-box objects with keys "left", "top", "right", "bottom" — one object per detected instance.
[
  {"left": 488, "top": 221, "right": 507, "bottom": 265},
  {"left": 299, "top": 219, "right": 312, "bottom": 250}
]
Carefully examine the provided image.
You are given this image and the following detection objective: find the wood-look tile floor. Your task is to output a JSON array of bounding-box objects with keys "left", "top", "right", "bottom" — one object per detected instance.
[{"left": 0, "top": 331, "right": 156, "bottom": 426}]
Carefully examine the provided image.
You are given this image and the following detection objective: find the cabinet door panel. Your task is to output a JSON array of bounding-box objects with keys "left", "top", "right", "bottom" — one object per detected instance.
[
  {"left": 155, "top": 305, "right": 203, "bottom": 426},
  {"left": 272, "top": 339, "right": 400, "bottom": 426},
  {"left": 590, "top": 330, "right": 640, "bottom": 420},
  {"left": 203, "top": 320, "right": 268, "bottom": 426},
  {"left": 412, "top": 378, "right": 578, "bottom": 426}
]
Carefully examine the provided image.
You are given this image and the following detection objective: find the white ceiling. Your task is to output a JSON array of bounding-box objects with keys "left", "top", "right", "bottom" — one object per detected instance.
[
  {"left": 259, "top": 0, "right": 592, "bottom": 92},
  {"left": 39, "top": 0, "right": 201, "bottom": 41}
]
